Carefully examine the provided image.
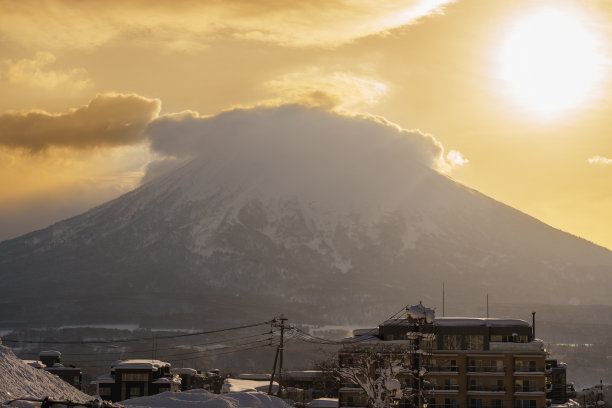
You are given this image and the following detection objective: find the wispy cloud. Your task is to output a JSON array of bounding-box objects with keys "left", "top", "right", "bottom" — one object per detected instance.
[
  {"left": 587, "top": 156, "right": 612, "bottom": 165},
  {"left": 2, "top": 52, "right": 90, "bottom": 89},
  {"left": 263, "top": 68, "right": 388, "bottom": 109},
  {"left": 0, "top": 93, "right": 160, "bottom": 152},
  {"left": 0, "top": 0, "right": 454, "bottom": 50}
]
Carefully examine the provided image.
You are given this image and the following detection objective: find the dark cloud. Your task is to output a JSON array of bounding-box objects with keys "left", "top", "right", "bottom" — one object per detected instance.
[{"left": 0, "top": 93, "right": 160, "bottom": 152}]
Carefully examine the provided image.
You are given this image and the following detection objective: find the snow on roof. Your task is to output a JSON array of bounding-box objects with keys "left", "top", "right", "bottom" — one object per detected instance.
[
  {"left": 172, "top": 368, "right": 198, "bottom": 376},
  {"left": 352, "top": 328, "right": 378, "bottom": 336},
  {"left": 152, "top": 375, "right": 181, "bottom": 385},
  {"left": 0, "top": 345, "right": 90, "bottom": 404},
  {"left": 306, "top": 398, "right": 339, "bottom": 408},
  {"left": 238, "top": 373, "right": 271, "bottom": 381},
  {"left": 121, "top": 389, "right": 290, "bottom": 408},
  {"left": 112, "top": 359, "right": 170, "bottom": 371},
  {"left": 221, "top": 378, "right": 278, "bottom": 394},
  {"left": 435, "top": 317, "right": 530, "bottom": 327},
  {"left": 23, "top": 360, "right": 45, "bottom": 369},
  {"left": 284, "top": 371, "right": 323, "bottom": 380},
  {"left": 38, "top": 350, "right": 61, "bottom": 357},
  {"left": 91, "top": 374, "right": 115, "bottom": 384}
]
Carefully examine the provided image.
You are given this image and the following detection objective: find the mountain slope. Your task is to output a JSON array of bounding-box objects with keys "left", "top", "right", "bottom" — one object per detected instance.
[{"left": 1, "top": 106, "right": 611, "bottom": 327}]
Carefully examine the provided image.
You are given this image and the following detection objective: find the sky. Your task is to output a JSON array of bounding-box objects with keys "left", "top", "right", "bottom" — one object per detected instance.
[{"left": 0, "top": 0, "right": 611, "bottom": 250}]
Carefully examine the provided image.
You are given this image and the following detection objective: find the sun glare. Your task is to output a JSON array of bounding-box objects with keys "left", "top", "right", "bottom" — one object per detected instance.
[{"left": 499, "top": 9, "right": 605, "bottom": 118}]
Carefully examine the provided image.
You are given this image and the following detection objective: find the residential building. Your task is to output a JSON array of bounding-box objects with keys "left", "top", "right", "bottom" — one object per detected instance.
[
  {"left": 338, "top": 306, "right": 571, "bottom": 408},
  {"left": 25, "top": 350, "right": 82, "bottom": 390},
  {"left": 91, "top": 359, "right": 181, "bottom": 402}
]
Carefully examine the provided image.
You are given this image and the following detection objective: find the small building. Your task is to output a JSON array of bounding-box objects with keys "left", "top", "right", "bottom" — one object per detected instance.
[
  {"left": 171, "top": 367, "right": 207, "bottom": 391},
  {"left": 25, "top": 350, "right": 82, "bottom": 390},
  {"left": 92, "top": 359, "right": 181, "bottom": 402}
]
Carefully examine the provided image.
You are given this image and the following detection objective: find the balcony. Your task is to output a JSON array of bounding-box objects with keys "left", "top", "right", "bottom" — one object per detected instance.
[
  {"left": 424, "top": 385, "right": 459, "bottom": 393},
  {"left": 514, "top": 385, "right": 545, "bottom": 393},
  {"left": 426, "top": 365, "right": 459, "bottom": 374},
  {"left": 467, "top": 385, "right": 506, "bottom": 394},
  {"left": 467, "top": 366, "right": 505, "bottom": 374}
]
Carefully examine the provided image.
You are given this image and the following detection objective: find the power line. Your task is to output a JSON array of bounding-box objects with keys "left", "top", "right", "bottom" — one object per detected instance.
[{"left": 2, "top": 321, "right": 270, "bottom": 345}]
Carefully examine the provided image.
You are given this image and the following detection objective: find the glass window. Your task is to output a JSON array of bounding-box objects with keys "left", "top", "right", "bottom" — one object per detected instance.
[
  {"left": 99, "top": 386, "right": 112, "bottom": 397},
  {"left": 492, "top": 400, "right": 504, "bottom": 408},
  {"left": 123, "top": 373, "right": 149, "bottom": 382},
  {"left": 445, "top": 398, "right": 457, "bottom": 408},
  {"left": 442, "top": 359, "right": 457, "bottom": 371},
  {"left": 470, "top": 399, "right": 483, "bottom": 408},
  {"left": 442, "top": 335, "right": 461, "bottom": 350},
  {"left": 465, "top": 335, "right": 484, "bottom": 350},
  {"left": 129, "top": 386, "right": 141, "bottom": 397}
]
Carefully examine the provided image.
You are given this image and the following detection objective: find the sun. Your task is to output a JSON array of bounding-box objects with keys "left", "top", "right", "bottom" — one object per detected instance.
[{"left": 499, "top": 9, "right": 605, "bottom": 118}]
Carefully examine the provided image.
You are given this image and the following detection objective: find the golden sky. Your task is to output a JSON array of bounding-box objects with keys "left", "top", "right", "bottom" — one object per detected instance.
[{"left": 1, "top": 0, "right": 611, "bottom": 249}]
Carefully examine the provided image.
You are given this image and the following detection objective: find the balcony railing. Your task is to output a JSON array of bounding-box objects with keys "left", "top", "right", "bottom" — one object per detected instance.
[
  {"left": 468, "top": 386, "right": 505, "bottom": 392},
  {"left": 424, "top": 385, "right": 460, "bottom": 392},
  {"left": 514, "top": 366, "right": 541, "bottom": 372},
  {"left": 426, "top": 365, "right": 459, "bottom": 373},
  {"left": 467, "top": 366, "right": 505, "bottom": 373},
  {"left": 514, "top": 385, "right": 545, "bottom": 393}
]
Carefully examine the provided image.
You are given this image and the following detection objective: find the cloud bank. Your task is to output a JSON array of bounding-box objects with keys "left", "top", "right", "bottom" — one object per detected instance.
[
  {"left": 2, "top": 52, "right": 90, "bottom": 90},
  {"left": 145, "top": 105, "right": 455, "bottom": 187},
  {"left": 0, "top": 93, "right": 160, "bottom": 151}
]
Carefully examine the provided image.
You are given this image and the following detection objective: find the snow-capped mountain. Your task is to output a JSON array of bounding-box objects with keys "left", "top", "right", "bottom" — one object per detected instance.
[{"left": 1, "top": 106, "right": 611, "bottom": 327}]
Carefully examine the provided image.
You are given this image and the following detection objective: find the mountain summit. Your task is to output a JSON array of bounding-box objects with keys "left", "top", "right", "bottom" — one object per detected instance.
[{"left": 1, "top": 106, "right": 611, "bottom": 327}]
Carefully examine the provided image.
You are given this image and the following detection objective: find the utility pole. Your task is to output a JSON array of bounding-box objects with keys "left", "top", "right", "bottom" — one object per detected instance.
[{"left": 268, "top": 314, "right": 288, "bottom": 398}]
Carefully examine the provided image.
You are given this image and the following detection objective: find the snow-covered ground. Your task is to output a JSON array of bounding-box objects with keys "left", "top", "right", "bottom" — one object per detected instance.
[
  {"left": 0, "top": 345, "right": 90, "bottom": 407},
  {"left": 221, "top": 378, "right": 278, "bottom": 394},
  {"left": 122, "top": 389, "right": 289, "bottom": 408}
]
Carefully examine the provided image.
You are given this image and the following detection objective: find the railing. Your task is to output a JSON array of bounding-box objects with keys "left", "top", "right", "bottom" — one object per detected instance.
[
  {"left": 468, "top": 386, "right": 505, "bottom": 392},
  {"left": 424, "top": 385, "right": 460, "bottom": 391},
  {"left": 514, "top": 385, "right": 545, "bottom": 392},
  {"left": 467, "top": 366, "right": 505, "bottom": 373},
  {"left": 514, "top": 366, "right": 540, "bottom": 372},
  {"left": 427, "top": 404, "right": 461, "bottom": 408},
  {"left": 426, "top": 365, "right": 459, "bottom": 372}
]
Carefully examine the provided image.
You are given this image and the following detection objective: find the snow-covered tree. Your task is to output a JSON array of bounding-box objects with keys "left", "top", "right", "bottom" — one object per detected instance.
[{"left": 335, "top": 346, "right": 417, "bottom": 408}]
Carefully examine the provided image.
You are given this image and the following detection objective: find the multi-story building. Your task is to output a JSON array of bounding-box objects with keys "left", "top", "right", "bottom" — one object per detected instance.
[
  {"left": 91, "top": 359, "right": 181, "bottom": 402},
  {"left": 339, "top": 306, "right": 570, "bottom": 408}
]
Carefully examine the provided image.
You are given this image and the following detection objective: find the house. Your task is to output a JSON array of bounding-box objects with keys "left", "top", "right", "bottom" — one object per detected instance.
[
  {"left": 338, "top": 304, "right": 576, "bottom": 408},
  {"left": 24, "top": 350, "right": 82, "bottom": 390},
  {"left": 91, "top": 359, "right": 181, "bottom": 402}
]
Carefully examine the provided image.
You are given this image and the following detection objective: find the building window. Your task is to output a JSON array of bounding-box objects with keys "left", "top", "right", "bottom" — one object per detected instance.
[
  {"left": 515, "top": 400, "right": 537, "bottom": 408},
  {"left": 123, "top": 373, "right": 149, "bottom": 382},
  {"left": 99, "top": 386, "right": 112, "bottom": 397},
  {"left": 492, "top": 399, "right": 504, "bottom": 408},
  {"left": 442, "top": 359, "right": 457, "bottom": 372},
  {"left": 469, "top": 398, "right": 483, "bottom": 408},
  {"left": 129, "top": 386, "right": 141, "bottom": 397},
  {"left": 442, "top": 335, "right": 461, "bottom": 350},
  {"left": 494, "top": 379, "right": 505, "bottom": 391},
  {"left": 469, "top": 359, "right": 483, "bottom": 372},
  {"left": 516, "top": 360, "right": 537, "bottom": 372},
  {"left": 73, "top": 376, "right": 80, "bottom": 386},
  {"left": 444, "top": 398, "right": 457, "bottom": 408},
  {"left": 465, "top": 335, "right": 484, "bottom": 350}
]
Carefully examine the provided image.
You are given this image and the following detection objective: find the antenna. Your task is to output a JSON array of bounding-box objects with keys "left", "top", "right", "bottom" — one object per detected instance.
[
  {"left": 442, "top": 281, "right": 445, "bottom": 317},
  {"left": 486, "top": 294, "right": 489, "bottom": 318}
]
